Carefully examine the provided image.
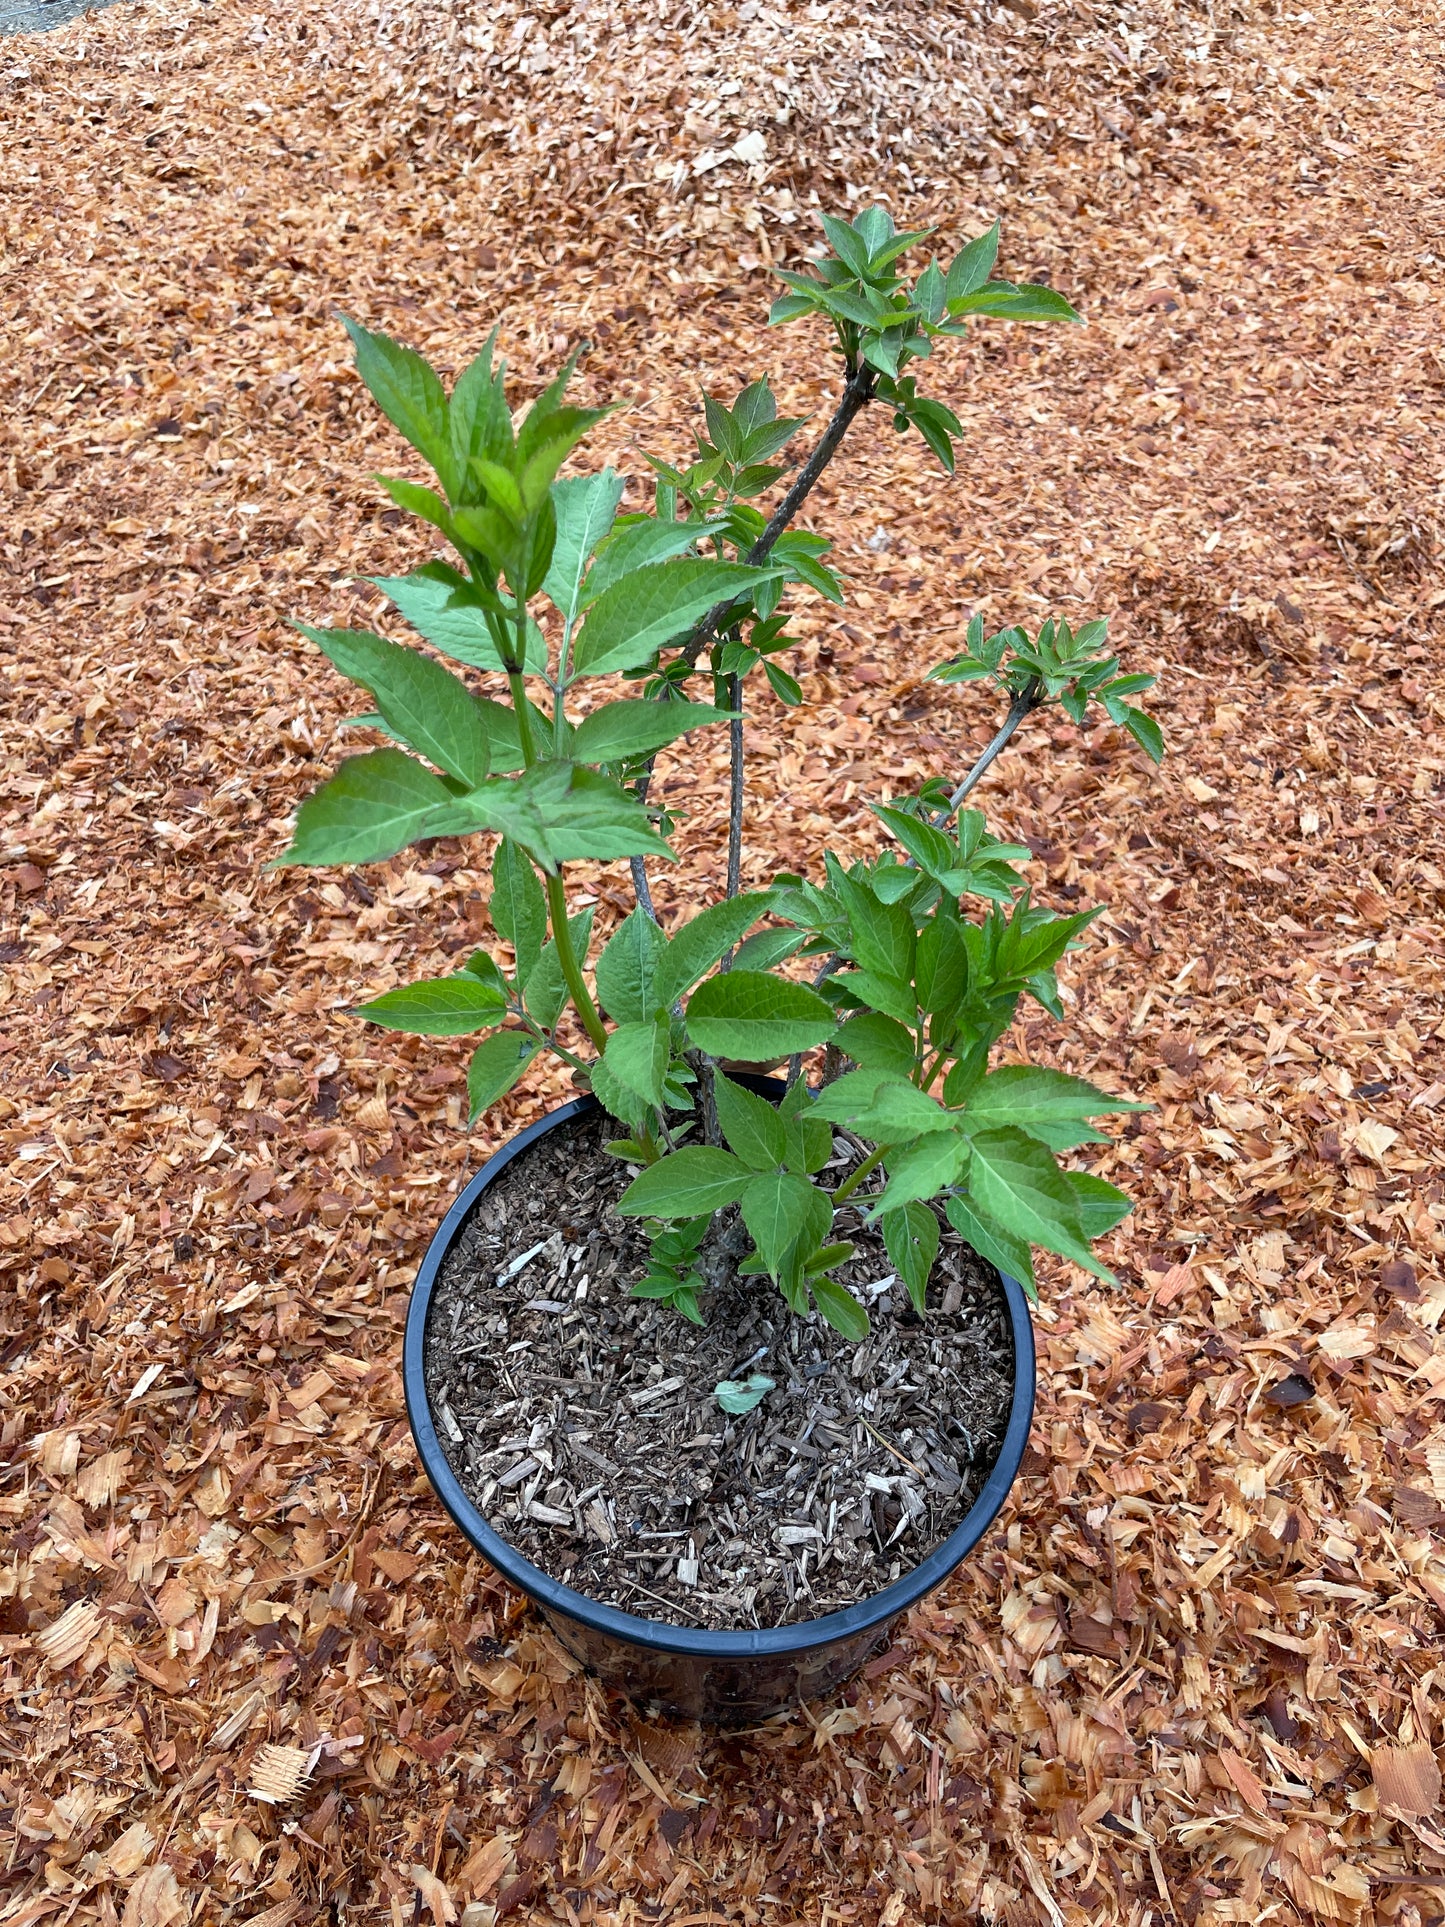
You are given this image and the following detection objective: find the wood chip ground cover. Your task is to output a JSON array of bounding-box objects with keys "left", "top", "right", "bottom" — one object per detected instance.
[{"left": 0, "top": 0, "right": 1441, "bottom": 1920}]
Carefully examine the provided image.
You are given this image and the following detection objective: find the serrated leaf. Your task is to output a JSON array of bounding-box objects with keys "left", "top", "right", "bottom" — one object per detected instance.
[
  {"left": 685, "top": 970, "right": 836, "bottom": 1060},
  {"left": 603, "top": 1017, "right": 671, "bottom": 1108},
  {"left": 373, "top": 566, "right": 548, "bottom": 676},
  {"left": 570, "top": 698, "right": 734, "bottom": 765},
  {"left": 768, "top": 291, "right": 820, "bottom": 327},
  {"left": 1065, "top": 1170, "right": 1133, "bottom": 1238},
  {"left": 943, "top": 221, "right": 1000, "bottom": 302},
  {"left": 583, "top": 514, "right": 725, "bottom": 606},
  {"left": 596, "top": 907, "right": 670, "bottom": 1025},
  {"left": 965, "top": 1126, "right": 1112, "bottom": 1280},
  {"left": 872, "top": 1133, "right": 970, "bottom": 1213},
  {"left": 702, "top": 391, "right": 743, "bottom": 463},
  {"left": 730, "top": 926, "right": 807, "bottom": 973},
  {"left": 784, "top": 550, "right": 845, "bottom": 603},
  {"left": 542, "top": 469, "right": 625, "bottom": 625},
  {"left": 342, "top": 315, "right": 451, "bottom": 483},
  {"left": 741, "top": 1171, "right": 830, "bottom": 1273},
  {"left": 498, "top": 762, "right": 676, "bottom": 867},
  {"left": 276, "top": 749, "right": 454, "bottom": 867},
  {"left": 617, "top": 1146, "right": 753, "bottom": 1217},
  {"left": 809, "top": 1274, "right": 870, "bottom": 1340},
  {"left": 945, "top": 1192, "right": 1036, "bottom": 1296},
  {"left": 654, "top": 895, "right": 772, "bottom": 1007},
  {"left": 299, "top": 625, "right": 492, "bottom": 789},
  {"left": 355, "top": 974, "right": 507, "bottom": 1036},
  {"left": 572, "top": 559, "right": 785, "bottom": 679},
  {"left": 763, "top": 661, "right": 803, "bottom": 706},
  {"left": 950, "top": 281, "right": 1082, "bottom": 324},
  {"left": 448, "top": 329, "right": 511, "bottom": 503},
  {"left": 962, "top": 1065, "right": 1146, "bottom": 1150},
  {"left": 731, "top": 376, "right": 778, "bottom": 437},
  {"left": 833, "top": 1010, "right": 917, "bottom": 1078},
  {"left": 837, "top": 871, "right": 916, "bottom": 986},
  {"left": 521, "top": 908, "right": 594, "bottom": 1029},
  {"left": 820, "top": 212, "right": 873, "bottom": 277},
  {"left": 881, "top": 1201, "right": 940, "bottom": 1315},
  {"left": 838, "top": 965, "right": 917, "bottom": 1028},
  {"left": 810, "top": 1071, "right": 958, "bottom": 1141},
  {"left": 490, "top": 839, "right": 547, "bottom": 980},
  {"left": 375, "top": 474, "right": 455, "bottom": 537},
  {"left": 467, "top": 1031, "right": 541, "bottom": 1122},
  {"left": 1121, "top": 704, "right": 1165, "bottom": 763},
  {"left": 714, "top": 1071, "right": 788, "bottom": 1172},
  {"left": 915, "top": 915, "right": 969, "bottom": 1026}
]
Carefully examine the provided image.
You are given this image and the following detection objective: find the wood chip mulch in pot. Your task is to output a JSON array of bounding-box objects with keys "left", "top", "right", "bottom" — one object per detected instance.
[
  {"left": 1, "top": 0, "right": 1442, "bottom": 1920},
  {"left": 425, "top": 1108, "right": 1015, "bottom": 1630}
]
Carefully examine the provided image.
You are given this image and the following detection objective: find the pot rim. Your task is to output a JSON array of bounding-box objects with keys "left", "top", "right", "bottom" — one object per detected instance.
[{"left": 403, "top": 1089, "right": 1036, "bottom": 1661}]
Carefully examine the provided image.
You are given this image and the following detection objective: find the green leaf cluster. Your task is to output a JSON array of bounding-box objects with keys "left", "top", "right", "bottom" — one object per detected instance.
[
  {"left": 768, "top": 209, "right": 1081, "bottom": 469},
  {"left": 618, "top": 1073, "right": 867, "bottom": 1339},
  {"left": 631, "top": 1214, "right": 711, "bottom": 1326},
  {"left": 929, "top": 612, "right": 1164, "bottom": 764}
]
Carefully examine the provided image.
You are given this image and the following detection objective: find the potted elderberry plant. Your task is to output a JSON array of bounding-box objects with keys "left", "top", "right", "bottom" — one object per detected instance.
[{"left": 276, "top": 210, "right": 1163, "bottom": 1722}]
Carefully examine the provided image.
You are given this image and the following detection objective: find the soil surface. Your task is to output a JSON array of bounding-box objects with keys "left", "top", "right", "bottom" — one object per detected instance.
[{"left": 425, "top": 1107, "right": 1015, "bottom": 1630}]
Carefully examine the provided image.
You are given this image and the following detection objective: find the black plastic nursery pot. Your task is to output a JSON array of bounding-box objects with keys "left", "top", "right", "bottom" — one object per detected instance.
[{"left": 403, "top": 1086, "right": 1037, "bottom": 1727}]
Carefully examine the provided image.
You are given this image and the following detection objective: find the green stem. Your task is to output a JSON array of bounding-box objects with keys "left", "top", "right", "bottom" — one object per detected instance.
[
  {"left": 539, "top": 1031, "right": 588, "bottom": 1075},
  {"left": 831, "top": 1145, "right": 886, "bottom": 1207},
  {"left": 510, "top": 671, "right": 537, "bottom": 765},
  {"left": 546, "top": 870, "right": 607, "bottom": 1053},
  {"left": 917, "top": 1048, "right": 947, "bottom": 1090},
  {"left": 554, "top": 618, "right": 576, "bottom": 754}
]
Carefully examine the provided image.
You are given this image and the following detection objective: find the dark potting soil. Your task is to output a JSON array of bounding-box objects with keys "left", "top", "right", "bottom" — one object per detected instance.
[{"left": 424, "top": 1107, "right": 1015, "bottom": 1632}]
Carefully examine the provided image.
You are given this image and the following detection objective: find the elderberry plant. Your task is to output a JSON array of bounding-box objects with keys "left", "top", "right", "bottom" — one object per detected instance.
[{"left": 277, "top": 208, "right": 1164, "bottom": 1345}]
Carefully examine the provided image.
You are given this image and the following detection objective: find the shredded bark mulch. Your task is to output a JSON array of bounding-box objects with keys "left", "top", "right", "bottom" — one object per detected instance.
[
  {"left": 3, "top": 0, "right": 1443, "bottom": 1919},
  {"left": 425, "top": 1108, "right": 1015, "bottom": 1630}
]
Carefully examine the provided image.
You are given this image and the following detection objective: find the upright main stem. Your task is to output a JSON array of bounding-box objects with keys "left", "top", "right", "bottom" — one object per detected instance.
[
  {"left": 628, "top": 362, "right": 878, "bottom": 919},
  {"left": 725, "top": 672, "right": 744, "bottom": 902},
  {"left": 682, "top": 363, "right": 877, "bottom": 669},
  {"left": 507, "top": 647, "right": 607, "bottom": 1056},
  {"left": 546, "top": 871, "right": 608, "bottom": 1053}
]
